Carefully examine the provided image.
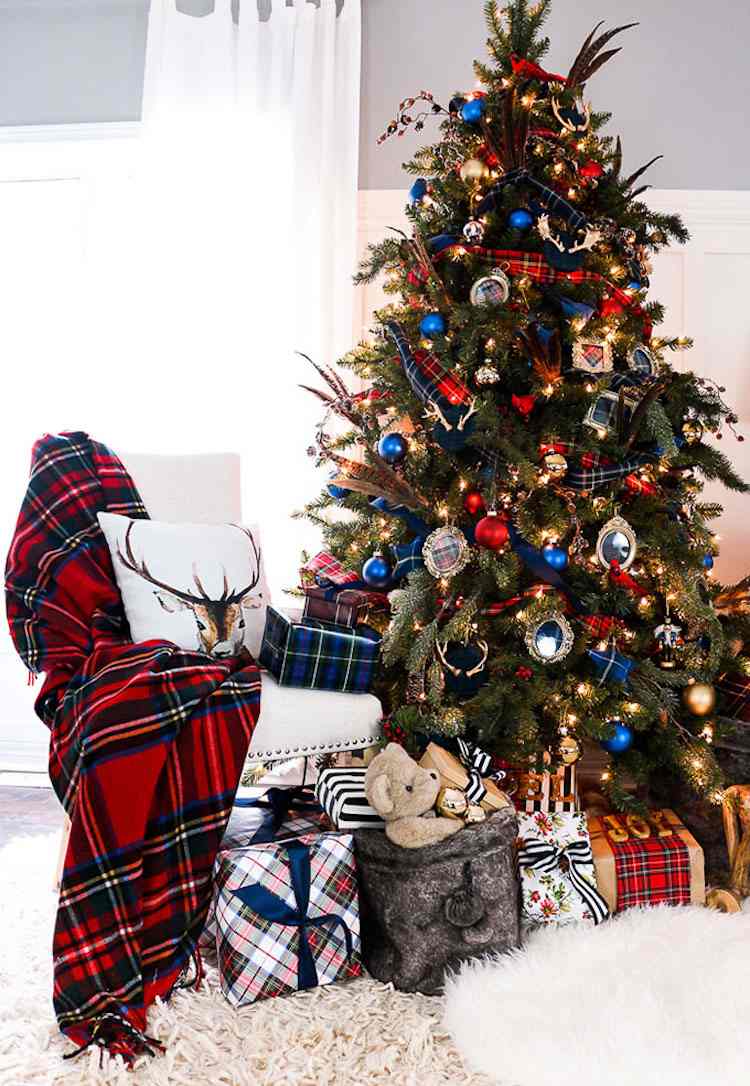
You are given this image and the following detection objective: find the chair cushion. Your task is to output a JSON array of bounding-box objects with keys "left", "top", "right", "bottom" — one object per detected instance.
[{"left": 248, "top": 672, "right": 382, "bottom": 761}]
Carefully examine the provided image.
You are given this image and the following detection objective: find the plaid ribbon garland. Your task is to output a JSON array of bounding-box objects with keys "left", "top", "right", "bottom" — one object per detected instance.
[
  {"left": 588, "top": 644, "right": 636, "bottom": 686},
  {"left": 432, "top": 245, "right": 652, "bottom": 336},
  {"left": 518, "top": 838, "right": 610, "bottom": 924},
  {"left": 567, "top": 451, "right": 656, "bottom": 492},
  {"left": 391, "top": 536, "right": 426, "bottom": 582},
  {"left": 386, "top": 321, "right": 472, "bottom": 408},
  {"left": 606, "top": 831, "right": 691, "bottom": 911},
  {"left": 475, "top": 167, "right": 590, "bottom": 231}
]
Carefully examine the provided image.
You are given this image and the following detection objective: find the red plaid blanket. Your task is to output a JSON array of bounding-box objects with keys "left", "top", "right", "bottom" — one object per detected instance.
[{"left": 4, "top": 433, "right": 261, "bottom": 1063}]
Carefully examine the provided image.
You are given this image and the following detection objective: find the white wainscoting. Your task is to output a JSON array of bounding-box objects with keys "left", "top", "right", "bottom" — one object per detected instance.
[{"left": 355, "top": 188, "right": 750, "bottom": 587}]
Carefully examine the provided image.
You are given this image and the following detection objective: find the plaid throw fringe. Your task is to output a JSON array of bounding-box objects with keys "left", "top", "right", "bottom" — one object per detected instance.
[{"left": 4, "top": 432, "right": 261, "bottom": 1061}]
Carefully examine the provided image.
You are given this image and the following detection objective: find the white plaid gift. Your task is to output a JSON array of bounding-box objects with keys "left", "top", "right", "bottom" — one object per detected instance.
[{"left": 214, "top": 833, "right": 361, "bottom": 1006}]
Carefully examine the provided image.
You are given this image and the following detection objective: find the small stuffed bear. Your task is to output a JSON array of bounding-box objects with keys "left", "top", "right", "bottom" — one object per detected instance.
[{"left": 365, "top": 743, "right": 462, "bottom": 849}]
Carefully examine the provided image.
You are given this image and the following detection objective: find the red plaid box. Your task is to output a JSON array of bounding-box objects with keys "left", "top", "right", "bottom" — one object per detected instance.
[
  {"left": 300, "top": 551, "right": 360, "bottom": 588},
  {"left": 213, "top": 833, "right": 361, "bottom": 1006},
  {"left": 303, "top": 586, "right": 389, "bottom": 629}
]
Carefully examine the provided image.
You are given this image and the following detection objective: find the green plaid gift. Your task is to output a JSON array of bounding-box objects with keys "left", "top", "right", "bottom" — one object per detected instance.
[{"left": 259, "top": 607, "right": 381, "bottom": 693}]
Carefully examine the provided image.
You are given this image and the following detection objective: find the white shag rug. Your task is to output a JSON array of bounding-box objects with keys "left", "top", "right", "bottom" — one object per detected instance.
[
  {"left": 444, "top": 904, "right": 750, "bottom": 1086},
  {"left": 0, "top": 833, "right": 493, "bottom": 1086}
]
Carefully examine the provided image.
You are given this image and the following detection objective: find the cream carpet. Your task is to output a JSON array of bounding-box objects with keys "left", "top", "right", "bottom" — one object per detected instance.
[
  {"left": 445, "top": 902, "right": 750, "bottom": 1086},
  {"left": 0, "top": 833, "right": 493, "bottom": 1086}
]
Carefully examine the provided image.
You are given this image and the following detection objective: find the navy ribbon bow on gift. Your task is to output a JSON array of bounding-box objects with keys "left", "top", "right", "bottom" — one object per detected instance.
[
  {"left": 518, "top": 838, "right": 609, "bottom": 924},
  {"left": 233, "top": 787, "right": 321, "bottom": 845},
  {"left": 232, "top": 839, "right": 354, "bottom": 991}
]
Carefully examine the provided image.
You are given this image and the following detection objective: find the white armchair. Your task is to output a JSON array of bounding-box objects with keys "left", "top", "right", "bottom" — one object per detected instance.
[{"left": 122, "top": 451, "right": 384, "bottom": 761}]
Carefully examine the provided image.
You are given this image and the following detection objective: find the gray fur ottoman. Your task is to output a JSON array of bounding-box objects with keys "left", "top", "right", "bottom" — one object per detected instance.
[{"left": 354, "top": 807, "right": 520, "bottom": 994}]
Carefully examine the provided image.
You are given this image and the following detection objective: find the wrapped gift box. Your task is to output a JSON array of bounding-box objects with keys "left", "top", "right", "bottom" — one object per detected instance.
[
  {"left": 717, "top": 673, "right": 750, "bottom": 723},
  {"left": 316, "top": 766, "right": 385, "bottom": 830},
  {"left": 302, "top": 586, "right": 389, "bottom": 629},
  {"left": 214, "top": 833, "right": 362, "bottom": 1006},
  {"left": 300, "top": 551, "right": 361, "bottom": 589},
  {"left": 202, "top": 788, "right": 331, "bottom": 946},
  {"left": 587, "top": 808, "right": 705, "bottom": 913},
  {"left": 419, "top": 741, "right": 511, "bottom": 813},
  {"left": 517, "top": 810, "right": 609, "bottom": 928},
  {"left": 512, "top": 763, "right": 578, "bottom": 814},
  {"left": 259, "top": 606, "right": 380, "bottom": 693}
]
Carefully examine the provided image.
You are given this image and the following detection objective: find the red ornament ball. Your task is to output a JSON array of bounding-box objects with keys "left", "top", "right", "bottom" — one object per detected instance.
[
  {"left": 463, "top": 489, "right": 486, "bottom": 516},
  {"left": 475, "top": 513, "right": 509, "bottom": 551}
]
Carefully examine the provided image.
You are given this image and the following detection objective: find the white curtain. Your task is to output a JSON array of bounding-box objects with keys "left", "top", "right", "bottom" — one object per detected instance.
[{"left": 0, "top": 0, "right": 361, "bottom": 761}]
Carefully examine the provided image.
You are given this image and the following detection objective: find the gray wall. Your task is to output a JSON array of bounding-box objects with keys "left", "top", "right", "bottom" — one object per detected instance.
[{"left": 360, "top": 0, "right": 750, "bottom": 191}]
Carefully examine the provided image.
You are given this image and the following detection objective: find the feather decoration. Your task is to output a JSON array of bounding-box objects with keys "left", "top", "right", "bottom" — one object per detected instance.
[
  {"left": 623, "top": 155, "right": 663, "bottom": 193},
  {"left": 566, "top": 22, "right": 638, "bottom": 88},
  {"left": 297, "top": 352, "right": 368, "bottom": 429},
  {"left": 714, "top": 577, "right": 750, "bottom": 616},
  {"left": 328, "top": 452, "right": 425, "bottom": 511},
  {"left": 516, "top": 325, "right": 561, "bottom": 387}
]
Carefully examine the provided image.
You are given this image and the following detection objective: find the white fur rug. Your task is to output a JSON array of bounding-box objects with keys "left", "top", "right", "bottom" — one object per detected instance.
[
  {"left": 0, "top": 833, "right": 492, "bottom": 1086},
  {"left": 444, "top": 904, "right": 750, "bottom": 1086}
]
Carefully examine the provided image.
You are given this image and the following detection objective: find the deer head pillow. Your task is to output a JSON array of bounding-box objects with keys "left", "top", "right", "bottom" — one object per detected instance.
[{"left": 98, "top": 513, "right": 270, "bottom": 659}]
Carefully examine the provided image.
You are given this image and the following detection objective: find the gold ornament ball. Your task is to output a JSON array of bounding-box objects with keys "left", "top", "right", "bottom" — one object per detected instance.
[
  {"left": 682, "top": 681, "right": 716, "bottom": 717},
  {"left": 436, "top": 786, "right": 469, "bottom": 820},
  {"left": 459, "top": 157, "right": 490, "bottom": 184},
  {"left": 681, "top": 420, "right": 704, "bottom": 445},
  {"left": 558, "top": 735, "right": 581, "bottom": 765},
  {"left": 542, "top": 451, "right": 568, "bottom": 478}
]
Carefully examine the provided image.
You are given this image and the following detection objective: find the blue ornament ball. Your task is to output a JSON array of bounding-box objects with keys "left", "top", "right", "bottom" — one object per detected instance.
[
  {"left": 508, "top": 207, "right": 534, "bottom": 231},
  {"left": 542, "top": 544, "right": 569, "bottom": 571},
  {"left": 409, "top": 178, "right": 429, "bottom": 205},
  {"left": 362, "top": 553, "right": 392, "bottom": 588},
  {"left": 702, "top": 554, "right": 715, "bottom": 570},
  {"left": 460, "top": 98, "right": 486, "bottom": 124},
  {"left": 377, "top": 432, "right": 409, "bottom": 465},
  {"left": 600, "top": 720, "right": 634, "bottom": 754},
  {"left": 326, "top": 474, "right": 350, "bottom": 500},
  {"left": 419, "top": 312, "right": 446, "bottom": 338}
]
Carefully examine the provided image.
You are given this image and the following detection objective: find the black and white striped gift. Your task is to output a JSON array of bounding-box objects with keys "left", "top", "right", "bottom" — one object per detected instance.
[{"left": 315, "top": 767, "right": 385, "bottom": 831}]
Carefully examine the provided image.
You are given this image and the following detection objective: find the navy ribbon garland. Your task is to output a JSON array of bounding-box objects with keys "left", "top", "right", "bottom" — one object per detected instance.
[
  {"left": 475, "top": 167, "right": 590, "bottom": 232},
  {"left": 369, "top": 496, "right": 433, "bottom": 538},
  {"left": 233, "top": 839, "right": 354, "bottom": 991},
  {"left": 507, "top": 523, "right": 584, "bottom": 612},
  {"left": 518, "top": 838, "right": 610, "bottom": 924},
  {"left": 233, "top": 787, "right": 321, "bottom": 845}
]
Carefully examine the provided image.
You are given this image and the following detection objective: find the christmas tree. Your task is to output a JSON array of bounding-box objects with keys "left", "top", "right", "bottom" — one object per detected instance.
[{"left": 299, "top": 0, "right": 750, "bottom": 809}]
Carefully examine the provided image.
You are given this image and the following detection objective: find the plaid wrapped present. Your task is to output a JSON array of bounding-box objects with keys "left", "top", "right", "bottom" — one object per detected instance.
[
  {"left": 259, "top": 607, "right": 381, "bottom": 693},
  {"left": 512, "top": 763, "right": 578, "bottom": 814},
  {"left": 518, "top": 810, "right": 609, "bottom": 928},
  {"left": 315, "top": 766, "right": 385, "bottom": 830},
  {"left": 302, "top": 585, "right": 389, "bottom": 629},
  {"left": 587, "top": 809, "right": 704, "bottom": 913},
  {"left": 300, "top": 551, "right": 360, "bottom": 589},
  {"left": 214, "top": 834, "right": 361, "bottom": 1006},
  {"left": 203, "top": 788, "right": 331, "bottom": 946}
]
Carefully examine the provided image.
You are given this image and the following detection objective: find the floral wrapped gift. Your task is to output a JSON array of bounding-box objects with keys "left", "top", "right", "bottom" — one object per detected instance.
[
  {"left": 517, "top": 810, "right": 609, "bottom": 928},
  {"left": 214, "top": 833, "right": 361, "bottom": 1006}
]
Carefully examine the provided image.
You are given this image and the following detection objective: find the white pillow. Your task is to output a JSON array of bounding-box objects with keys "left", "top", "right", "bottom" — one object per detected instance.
[{"left": 98, "top": 513, "right": 271, "bottom": 659}]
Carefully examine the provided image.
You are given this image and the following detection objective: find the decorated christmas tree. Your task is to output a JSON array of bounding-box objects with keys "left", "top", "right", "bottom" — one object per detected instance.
[{"left": 299, "top": 0, "right": 750, "bottom": 809}]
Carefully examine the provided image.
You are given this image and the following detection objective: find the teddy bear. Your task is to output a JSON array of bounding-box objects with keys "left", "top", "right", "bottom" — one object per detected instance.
[{"left": 365, "top": 743, "right": 462, "bottom": 849}]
